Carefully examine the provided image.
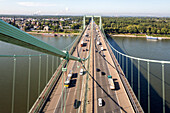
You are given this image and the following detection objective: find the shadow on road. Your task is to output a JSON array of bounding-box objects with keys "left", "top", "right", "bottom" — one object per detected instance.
[
  {"left": 81, "top": 62, "right": 127, "bottom": 113},
  {"left": 113, "top": 79, "right": 120, "bottom": 90}
]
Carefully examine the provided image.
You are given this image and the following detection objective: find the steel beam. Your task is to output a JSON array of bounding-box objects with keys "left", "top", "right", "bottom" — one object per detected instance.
[{"left": 0, "top": 20, "right": 81, "bottom": 62}]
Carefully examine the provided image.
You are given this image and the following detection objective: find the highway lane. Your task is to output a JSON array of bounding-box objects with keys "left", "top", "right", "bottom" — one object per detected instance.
[
  {"left": 94, "top": 24, "right": 121, "bottom": 113},
  {"left": 53, "top": 24, "right": 92, "bottom": 113},
  {"left": 69, "top": 24, "right": 92, "bottom": 113},
  {"left": 43, "top": 24, "right": 91, "bottom": 113},
  {"left": 42, "top": 22, "right": 135, "bottom": 113}
]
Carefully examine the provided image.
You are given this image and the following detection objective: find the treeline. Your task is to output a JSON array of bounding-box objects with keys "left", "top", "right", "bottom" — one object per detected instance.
[{"left": 95, "top": 17, "right": 170, "bottom": 35}]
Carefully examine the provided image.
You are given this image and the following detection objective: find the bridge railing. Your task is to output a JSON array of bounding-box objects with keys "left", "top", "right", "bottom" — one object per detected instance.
[
  {"left": 29, "top": 25, "right": 89, "bottom": 112},
  {"left": 0, "top": 54, "right": 61, "bottom": 113},
  {"left": 101, "top": 26, "right": 169, "bottom": 113},
  {"left": 0, "top": 18, "right": 93, "bottom": 113}
]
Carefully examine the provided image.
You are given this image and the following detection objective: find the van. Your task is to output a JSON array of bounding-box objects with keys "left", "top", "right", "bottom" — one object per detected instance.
[
  {"left": 98, "top": 98, "right": 103, "bottom": 106},
  {"left": 101, "top": 47, "right": 103, "bottom": 51},
  {"left": 80, "top": 68, "right": 83, "bottom": 75}
]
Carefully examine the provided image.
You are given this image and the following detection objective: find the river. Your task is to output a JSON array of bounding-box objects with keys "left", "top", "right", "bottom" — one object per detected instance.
[
  {"left": 108, "top": 36, "right": 170, "bottom": 113},
  {"left": 0, "top": 34, "right": 76, "bottom": 113}
]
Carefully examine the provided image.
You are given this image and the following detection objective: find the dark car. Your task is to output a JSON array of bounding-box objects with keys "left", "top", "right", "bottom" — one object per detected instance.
[{"left": 74, "top": 99, "right": 78, "bottom": 109}]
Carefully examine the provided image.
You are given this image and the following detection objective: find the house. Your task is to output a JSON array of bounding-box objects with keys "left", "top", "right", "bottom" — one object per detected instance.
[{"left": 44, "top": 26, "right": 50, "bottom": 31}]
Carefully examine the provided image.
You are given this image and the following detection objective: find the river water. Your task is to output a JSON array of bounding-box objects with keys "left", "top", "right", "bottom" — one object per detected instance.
[
  {"left": 0, "top": 34, "right": 76, "bottom": 113},
  {"left": 108, "top": 36, "right": 170, "bottom": 113}
]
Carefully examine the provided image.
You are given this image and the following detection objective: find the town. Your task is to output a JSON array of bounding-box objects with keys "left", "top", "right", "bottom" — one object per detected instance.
[{"left": 0, "top": 16, "right": 83, "bottom": 34}]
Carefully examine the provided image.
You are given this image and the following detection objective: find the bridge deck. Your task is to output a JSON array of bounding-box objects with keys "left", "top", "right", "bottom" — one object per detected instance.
[
  {"left": 41, "top": 24, "right": 91, "bottom": 113},
  {"left": 31, "top": 22, "right": 142, "bottom": 113},
  {"left": 92, "top": 23, "right": 134, "bottom": 113}
]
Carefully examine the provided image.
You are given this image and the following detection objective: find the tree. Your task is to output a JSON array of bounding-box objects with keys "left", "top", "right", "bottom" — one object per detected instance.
[{"left": 157, "top": 29, "right": 161, "bottom": 34}]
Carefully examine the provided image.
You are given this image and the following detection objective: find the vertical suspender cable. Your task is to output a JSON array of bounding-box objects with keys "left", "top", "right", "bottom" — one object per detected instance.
[
  {"left": 162, "top": 63, "right": 165, "bottom": 113},
  {"left": 61, "top": 60, "right": 64, "bottom": 113},
  {"left": 131, "top": 59, "right": 133, "bottom": 89},
  {"left": 122, "top": 55, "right": 124, "bottom": 72},
  {"left": 46, "top": 55, "right": 49, "bottom": 84},
  {"left": 27, "top": 55, "right": 31, "bottom": 112},
  {"left": 126, "top": 57, "right": 128, "bottom": 79},
  {"left": 52, "top": 56, "right": 54, "bottom": 74},
  {"left": 147, "top": 61, "right": 150, "bottom": 113},
  {"left": 38, "top": 54, "right": 41, "bottom": 96},
  {"left": 138, "top": 59, "right": 140, "bottom": 102},
  {"left": 11, "top": 55, "right": 16, "bottom": 113}
]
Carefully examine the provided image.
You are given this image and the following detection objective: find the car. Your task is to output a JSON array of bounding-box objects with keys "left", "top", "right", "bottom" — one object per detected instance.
[
  {"left": 74, "top": 99, "right": 78, "bottom": 109},
  {"left": 80, "top": 68, "right": 84, "bottom": 75},
  {"left": 98, "top": 98, "right": 103, "bottom": 106},
  {"left": 101, "top": 72, "right": 106, "bottom": 75},
  {"left": 96, "top": 68, "right": 100, "bottom": 72},
  {"left": 101, "top": 47, "right": 103, "bottom": 51}
]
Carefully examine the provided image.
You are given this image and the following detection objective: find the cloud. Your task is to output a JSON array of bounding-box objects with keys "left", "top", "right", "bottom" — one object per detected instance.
[
  {"left": 17, "top": 2, "right": 57, "bottom": 7},
  {"left": 33, "top": 10, "right": 41, "bottom": 15},
  {"left": 65, "top": 7, "right": 69, "bottom": 11}
]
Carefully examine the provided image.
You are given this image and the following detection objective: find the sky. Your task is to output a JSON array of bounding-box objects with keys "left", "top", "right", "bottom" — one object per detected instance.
[{"left": 0, "top": 0, "right": 170, "bottom": 17}]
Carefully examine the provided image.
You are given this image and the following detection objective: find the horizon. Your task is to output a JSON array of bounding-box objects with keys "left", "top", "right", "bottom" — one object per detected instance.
[
  {"left": 0, "top": 0, "right": 170, "bottom": 17},
  {"left": 0, "top": 14, "right": 170, "bottom": 18}
]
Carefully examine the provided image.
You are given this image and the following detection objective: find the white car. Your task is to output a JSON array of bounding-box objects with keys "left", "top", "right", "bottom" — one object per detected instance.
[
  {"left": 80, "top": 68, "right": 84, "bottom": 75},
  {"left": 101, "top": 47, "right": 103, "bottom": 51},
  {"left": 98, "top": 98, "right": 103, "bottom": 106}
]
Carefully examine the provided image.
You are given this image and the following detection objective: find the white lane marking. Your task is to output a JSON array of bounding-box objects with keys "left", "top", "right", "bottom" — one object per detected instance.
[
  {"left": 53, "top": 87, "right": 65, "bottom": 113},
  {"left": 104, "top": 110, "right": 106, "bottom": 113},
  {"left": 78, "top": 73, "right": 85, "bottom": 113},
  {"left": 63, "top": 87, "right": 71, "bottom": 113},
  {"left": 112, "top": 111, "right": 114, "bottom": 113}
]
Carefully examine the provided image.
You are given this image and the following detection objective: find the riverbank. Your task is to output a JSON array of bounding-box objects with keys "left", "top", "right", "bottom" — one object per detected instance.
[
  {"left": 110, "top": 34, "right": 170, "bottom": 39},
  {"left": 26, "top": 32, "right": 80, "bottom": 36}
]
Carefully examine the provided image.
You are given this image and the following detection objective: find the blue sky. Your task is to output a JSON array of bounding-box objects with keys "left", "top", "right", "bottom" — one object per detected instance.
[{"left": 0, "top": 0, "right": 170, "bottom": 16}]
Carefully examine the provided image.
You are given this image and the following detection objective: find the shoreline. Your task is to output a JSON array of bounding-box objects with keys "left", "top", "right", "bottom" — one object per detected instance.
[
  {"left": 26, "top": 32, "right": 80, "bottom": 35},
  {"left": 110, "top": 34, "right": 170, "bottom": 39}
]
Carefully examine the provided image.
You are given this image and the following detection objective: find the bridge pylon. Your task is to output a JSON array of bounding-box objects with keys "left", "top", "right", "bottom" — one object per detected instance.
[{"left": 83, "top": 15, "right": 102, "bottom": 30}]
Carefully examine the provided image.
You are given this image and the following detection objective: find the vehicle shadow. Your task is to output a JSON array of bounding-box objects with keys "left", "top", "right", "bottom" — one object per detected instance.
[
  {"left": 83, "top": 43, "right": 87, "bottom": 47},
  {"left": 113, "top": 79, "right": 120, "bottom": 90},
  {"left": 69, "top": 79, "right": 77, "bottom": 88},
  {"left": 72, "top": 73, "right": 78, "bottom": 78}
]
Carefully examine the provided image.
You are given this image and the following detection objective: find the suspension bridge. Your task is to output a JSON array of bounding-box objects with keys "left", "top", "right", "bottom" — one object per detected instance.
[{"left": 0, "top": 16, "right": 168, "bottom": 113}]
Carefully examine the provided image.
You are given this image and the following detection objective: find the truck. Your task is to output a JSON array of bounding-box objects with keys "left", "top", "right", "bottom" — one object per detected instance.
[{"left": 107, "top": 75, "right": 115, "bottom": 90}]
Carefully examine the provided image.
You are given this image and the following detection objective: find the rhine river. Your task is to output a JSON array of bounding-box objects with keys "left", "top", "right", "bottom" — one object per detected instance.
[
  {"left": 0, "top": 34, "right": 170, "bottom": 113},
  {"left": 108, "top": 36, "right": 170, "bottom": 113},
  {"left": 0, "top": 34, "right": 76, "bottom": 113}
]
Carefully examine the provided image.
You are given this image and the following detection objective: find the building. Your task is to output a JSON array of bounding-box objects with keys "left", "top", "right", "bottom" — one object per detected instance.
[{"left": 44, "top": 26, "right": 50, "bottom": 31}]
